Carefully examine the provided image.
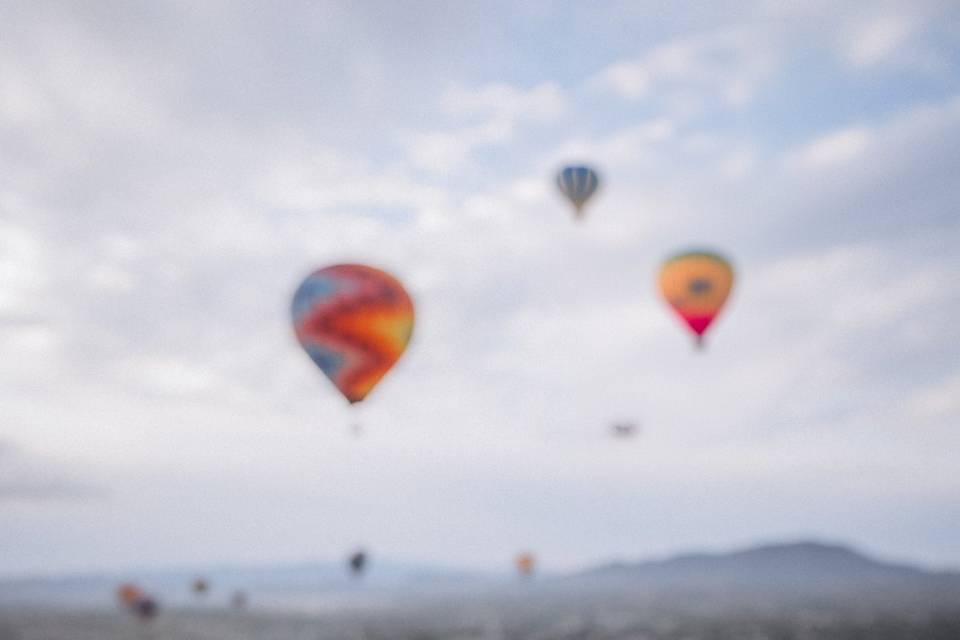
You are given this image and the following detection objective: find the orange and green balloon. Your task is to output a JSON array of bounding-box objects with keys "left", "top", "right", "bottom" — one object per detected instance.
[{"left": 658, "top": 250, "right": 734, "bottom": 348}]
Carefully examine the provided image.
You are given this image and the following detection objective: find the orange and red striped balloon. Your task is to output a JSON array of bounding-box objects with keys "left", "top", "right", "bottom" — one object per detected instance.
[{"left": 292, "top": 264, "right": 414, "bottom": 404}]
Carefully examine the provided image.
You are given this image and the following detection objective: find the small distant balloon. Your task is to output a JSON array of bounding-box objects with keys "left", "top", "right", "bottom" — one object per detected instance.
[
  {"left": 191, "top": 577, "right": 209, "bottom": 596},
  {"left": 349, "top": 550, "right": 368, "bottom": 577},
  {"left": 658, "top": 250, "right": 734, "bottom": 349},
  {"left": 231, "top": 590, "right": 248, "bottom": 609},
  {"left": 292, "top": 264, "right": 415, "bottom": 405},
  {"left": 116, "top": 583, "right": 143, "bottom": 608},
  {"left": 515, "top": 552, "right": 535, "bottom": 578},
  {"left": 556, "top": 165, "right": 600, "bottom": 219},
  {"left": 133, "top": 597, "right": 159, "bottom": 621},
  {"left": 116, "top": 583, "right": 158, "bottom": 621},
  {"left": 610, "top": 422, "right": 638, "bottom": 438}
]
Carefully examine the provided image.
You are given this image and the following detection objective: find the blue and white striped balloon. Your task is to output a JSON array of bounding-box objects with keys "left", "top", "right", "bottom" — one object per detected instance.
[{"left": 556, "top": 165, "right": 600, "bottom": 218}]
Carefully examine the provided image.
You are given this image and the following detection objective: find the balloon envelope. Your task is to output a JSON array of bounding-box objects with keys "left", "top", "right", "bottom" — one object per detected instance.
[
  {"left": 133, "top": 597, "right": 158, "bottom": 620},
  {"left": 658, "top": 250, "right": 733, "bottom": 345},
  {"left": 515, "top": 552, "right": 535, "bottom": 577},
  {"left": 611, "top": 422, "right": 638, "bottom": 438},
  {"left": 348, "top": 550, "right": 368, "bottom": 576},
  {"left": 292, "top": 264, "right": 414, "bottom": 404},
  {"left": 556, "top": 166, "right": 600, "bottom": 217},
  {"left": 116, "top": 583, "right": 144, "bottom": 607}
]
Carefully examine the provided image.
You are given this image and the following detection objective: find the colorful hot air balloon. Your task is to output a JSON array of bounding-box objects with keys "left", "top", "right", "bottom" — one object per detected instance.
[
  {"left": 658, "top": 250, "right": 734, "bottom": 348},
  {"left": 116, "top": 583, "right": 144, "bottom": 608},
  {"left": 292, "top": 264, "right": 414, "bottom": 404},
  {"left": 556, "top": 165, "right": 600, "bottom": 219},
  {"left": 116, "top": 583, "right": 159, "bottom": 621},
  {"left": 515, "top": 552, "right": 536, "bottom": 578}
]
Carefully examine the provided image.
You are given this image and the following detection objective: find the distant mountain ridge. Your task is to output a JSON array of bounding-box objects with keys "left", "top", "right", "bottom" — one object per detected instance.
[
  {"left": 3, "top": 540, "right": 959, "bottom": 610},
  {"left": 574, "top": 540, "right": 960, "bottom": 590}
]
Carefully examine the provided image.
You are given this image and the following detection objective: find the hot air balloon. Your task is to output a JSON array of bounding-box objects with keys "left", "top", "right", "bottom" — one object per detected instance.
[
  {"left": 133, "top": 596, "right": 159, "bottom": 621},
  {"left": 116, "top": 583, "right": 144, "bottom": 609},
  {"left": 292, "top": 264, "right": 415, "bottom": 405},
  {"left": 191, "top": 577, "right": 209, "bottom": 597},
  {"left": 515, "top": 552, "right": 535, "bottom": 578},
  {"left": 116, "top": 583, "right": 159, "bottom": 621},
  {"left": 231, "top": 590, "right": 248, "bottom": 610},
  {"left": 348, "top": 549, "right": 368, "bottom": 577},
  {"left": 556, "top": 165, "right": 600, "bottom": 219},
  {"left": 610, "top": 422, "right": 638, "bottom": 438},
  {"left": 658, "top": 250, "right": 734, "bottom": 349}
]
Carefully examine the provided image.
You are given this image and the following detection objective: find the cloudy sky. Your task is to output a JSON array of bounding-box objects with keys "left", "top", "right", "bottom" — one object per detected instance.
[{"left": 1, "top": 1, "right": 959, "bottom": 578}]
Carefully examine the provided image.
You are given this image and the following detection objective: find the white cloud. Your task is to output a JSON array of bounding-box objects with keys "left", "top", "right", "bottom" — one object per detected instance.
[
  {"left": 0, "top": 222, "right": 45, "bottom": 314},
  {"left": 441, "top": 82, "right": 567, "bottom": 123},
  {"left": 121, "top": 356, "right": 221, "bottom": 397},
  {"left": 786, "top": 126, "right": 872, "bottom": 170},
  {"left": 910, "top": 374, "right": 960, "bottom": 419},
  {"left": 0, "top": 440, "right": 102, "bottom": 503},
  {"left": 831, "top": 266, "right": 948, "bottom": 329},
  {"left": 0, "top": 65, "right": 53, "bottom": 125},
  {"left": 101, "top": 234, "right": 143, "bottom": 262},
  {"left": 844, "top": 14, "right": 918, "bottom": 68},
  {"left": 257, "top": 153, "right": 449, "bottom": 213},
  {"left": 593, "top": 29, "right": 778, "bottom": 113},
  {"left": 0, "top": 15, "right": 177, "bottom": 152},
  {"left": 405, "top": 120, "right": 513, "bottom": 172},
  {"left": 552, "top": 118, "right": 676, "bottom": 167},
  {"left": 0, "top": 322, "right": 57, "bottom": 351},
  {"left": 405, "top": 82, "right": 568, "bottom": 171},
  {"left": 84, "top": 264, "right": 135, "bottom": 293},
  {"left": 719, "top": 147, "right": 758, "bottom": 179}
]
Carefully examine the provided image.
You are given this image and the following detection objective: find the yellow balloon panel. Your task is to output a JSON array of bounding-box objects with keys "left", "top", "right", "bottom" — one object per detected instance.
[{"left": 658, "top": 251, "right": 733, "bottom": 337}]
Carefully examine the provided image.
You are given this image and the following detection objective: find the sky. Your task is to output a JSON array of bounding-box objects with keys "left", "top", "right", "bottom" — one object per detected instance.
[{"left": 1, "top": 0, "right": 959, "bottom": 578}]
